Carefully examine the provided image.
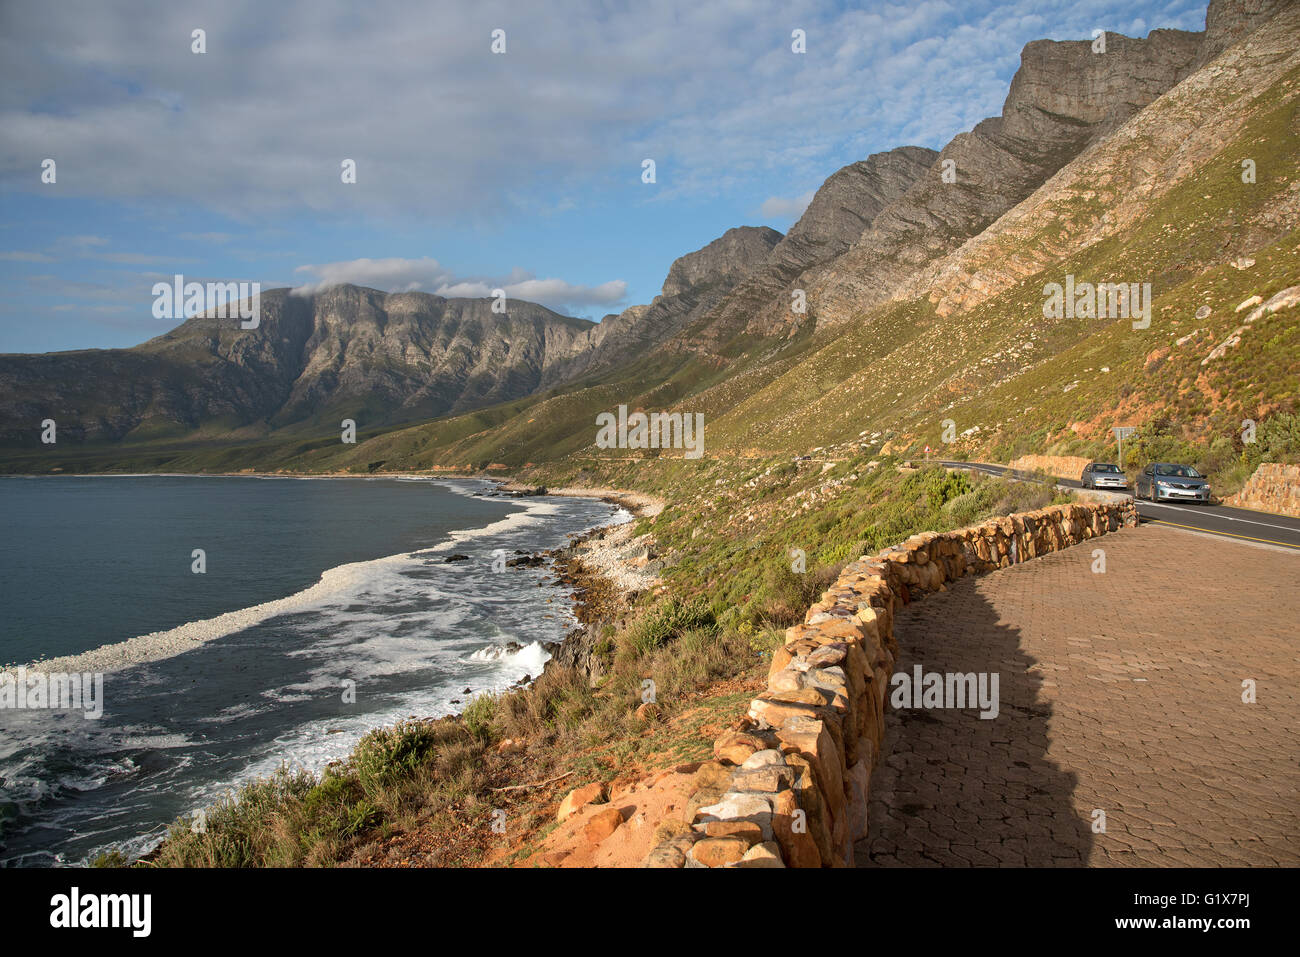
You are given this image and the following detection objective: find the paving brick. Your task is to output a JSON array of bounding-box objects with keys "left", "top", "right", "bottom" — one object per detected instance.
[{"left": 857, "top": 526, "right": 1300, "bottom": 867}]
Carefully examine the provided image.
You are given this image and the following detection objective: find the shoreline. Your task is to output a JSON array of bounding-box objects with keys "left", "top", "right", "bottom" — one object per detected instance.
[
  {"left": 4, "top": 476, "right": 662, "bottom": 867},
  {"left": 1, "top": 476, "right": 657, "bottom": 680}
]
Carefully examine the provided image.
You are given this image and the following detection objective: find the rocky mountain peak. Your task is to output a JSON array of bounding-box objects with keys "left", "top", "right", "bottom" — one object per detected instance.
[
  {"left": 794, "top": 23, "right": 1205, "bottom": 332},
  {"left": 1001, "top": 29, "right": 1203, "bottom": 149},
  {"left": 784, "top": 147, "right": 939, "bottom": 251},
  {"left": 660, "top": 226, "right": 782, "bottom": 298}
]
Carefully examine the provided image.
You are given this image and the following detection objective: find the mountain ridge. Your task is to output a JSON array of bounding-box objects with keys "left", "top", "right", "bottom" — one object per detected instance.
[{"left": 0, "top": 0, "right": 1293, "bottom": 471}]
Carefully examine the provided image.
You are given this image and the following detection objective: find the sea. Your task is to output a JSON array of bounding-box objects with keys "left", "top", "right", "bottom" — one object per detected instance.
[{"left": 0, "top": 474, "right": 622, "bottom": 866}]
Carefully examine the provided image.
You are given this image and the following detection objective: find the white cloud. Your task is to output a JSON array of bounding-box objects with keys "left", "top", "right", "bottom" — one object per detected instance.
[
  {"left": 292, "top": 257, "right": 627, "bottom": 314},
  {"left": 292, "top": 257, "right": 457, "bottom": 294},
  {"left": 0, "top": 0, "right": 1208, "bottom": 220},
  {"left": 62, "top": 235, "right": 109, "bottom": 248},
  {"left": 760, "top": 191, "right": 816, "bottom": 220}
]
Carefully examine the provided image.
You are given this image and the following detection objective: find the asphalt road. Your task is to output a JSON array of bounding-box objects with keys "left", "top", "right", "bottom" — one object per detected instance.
[{"left": 933, "top": 460, "right": 1300, "bottom": 551}]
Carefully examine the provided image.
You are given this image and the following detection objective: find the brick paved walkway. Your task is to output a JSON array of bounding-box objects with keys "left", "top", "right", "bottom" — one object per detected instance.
[{"left": 857, "top": 524, "right": 1300, "bottom": 867}]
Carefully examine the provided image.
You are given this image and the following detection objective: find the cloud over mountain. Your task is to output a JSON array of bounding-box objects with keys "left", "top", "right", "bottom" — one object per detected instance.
[{"left": 292, "top": 257, "right": 626, "bottom": 315}]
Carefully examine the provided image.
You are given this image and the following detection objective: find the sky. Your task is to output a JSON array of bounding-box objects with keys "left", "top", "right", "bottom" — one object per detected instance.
[{"left": 0, "top": 0, "right": 1209, "bottom": 354}]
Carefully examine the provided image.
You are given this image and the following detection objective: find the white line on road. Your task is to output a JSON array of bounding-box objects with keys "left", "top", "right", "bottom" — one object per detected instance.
[{"left": 1139, "top": 501, "right": 1300, "bottom": 533}]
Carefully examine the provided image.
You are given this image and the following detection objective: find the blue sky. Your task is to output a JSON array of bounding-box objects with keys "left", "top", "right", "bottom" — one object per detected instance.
[{"left": 0, "top": 0, "right": 1208, "bottom": 353}]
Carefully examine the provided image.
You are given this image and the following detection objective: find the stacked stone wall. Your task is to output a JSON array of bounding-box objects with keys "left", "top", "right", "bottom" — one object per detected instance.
[
  {"left": 1226, "top": 463, "right": 1300, "bottom": 517},
  {"left": 643, "top": 500, "right": 1140, "bottom": 867}
]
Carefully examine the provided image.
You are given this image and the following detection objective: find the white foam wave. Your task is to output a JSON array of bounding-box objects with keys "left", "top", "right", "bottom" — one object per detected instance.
[
  {"left": 4, "top": 489, "right": 559, "bottom": 679},
  {"left": 469, "top": 640, "right": 552, "bottom": 673}
]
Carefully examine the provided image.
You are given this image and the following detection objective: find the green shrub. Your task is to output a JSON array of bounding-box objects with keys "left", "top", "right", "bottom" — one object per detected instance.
[
  {"left": 351, "top": 720, "right": 439, "bottom": 797},
  {"left": 622, "top": 597, "right": 715, "bottom": 658},
  {"left": 1244, "top": 411, "right": 1300, "bottom": 469},
  {"left": 461, "top": 693, "right": 498, "bottom": 742}
]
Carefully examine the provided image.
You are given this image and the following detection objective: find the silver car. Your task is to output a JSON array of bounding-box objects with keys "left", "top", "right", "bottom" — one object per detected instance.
[
  {"left": 1135, "top": 463, "right": 1212, "bottom": 503},
  {"left": 1080, "top": 462, "right": 1128, "bottom": 490}
]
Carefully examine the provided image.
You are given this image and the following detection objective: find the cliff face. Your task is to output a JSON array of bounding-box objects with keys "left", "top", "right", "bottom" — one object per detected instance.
[
  {"left": 1198, "top": 0, "right": 1295, "bottom": 63},
  {"left": 661, "top": 226, "right": 783, "bottom": 299},
  {"left": 794, "top": 27, "right": 1205, "bottom": 333},
  {"left": 688, "top": 147, "right": 937, "bottom": 351},
  {"left": 892, "top": 0, "right": 1300, "bottom": 321},
  {"left": 267, "top": 285, "right": 595, "bottom": 423}
]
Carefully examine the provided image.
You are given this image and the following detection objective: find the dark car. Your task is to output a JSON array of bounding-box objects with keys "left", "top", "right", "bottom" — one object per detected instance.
[
  {"left": 1080, "top": 462, "right": 1128, "bottom": 490},
  {"left": 1135, "top": 463, "right": 1212, "bottom": 503}
]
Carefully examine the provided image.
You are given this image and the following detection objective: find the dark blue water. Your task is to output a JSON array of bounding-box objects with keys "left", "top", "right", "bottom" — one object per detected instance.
[
  {"left": 0, "top": 476, "right": 621, "bottom": 866},
  {"left": 0, "top": 475, "right": 516, "bottom": 666}
]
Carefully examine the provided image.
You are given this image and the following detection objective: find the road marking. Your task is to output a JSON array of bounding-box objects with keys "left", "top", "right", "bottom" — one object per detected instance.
[
  {"left": 1147, "top": 518, "right": 1300, "bottom": 550},
  {"left": 1140, "top": 501, "right": 1300, "bottom": 533}
]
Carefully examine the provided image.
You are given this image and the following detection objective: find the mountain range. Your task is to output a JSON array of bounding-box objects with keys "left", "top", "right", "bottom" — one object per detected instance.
[{"left": 1, "top": 0, "right": 1296, "bottom": 473}]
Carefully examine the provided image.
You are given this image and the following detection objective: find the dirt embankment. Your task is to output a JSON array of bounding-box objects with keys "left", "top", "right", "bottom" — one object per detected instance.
[{"left": 1007, "top": 454, "right": 1092, "bottom": 478}]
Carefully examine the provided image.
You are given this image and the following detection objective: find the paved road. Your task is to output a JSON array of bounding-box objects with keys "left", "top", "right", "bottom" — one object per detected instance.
[
  {"left": 857, "top": 524, "right": 1300, "bottom": 867},
  {"left": 935, "top": 460, "right": 1300, "bottom": 551}
]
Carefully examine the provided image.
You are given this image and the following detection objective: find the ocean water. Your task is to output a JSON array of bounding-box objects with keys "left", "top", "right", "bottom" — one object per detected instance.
[{"left": 0, "top": 475, "right": 622, "bottom": 866}]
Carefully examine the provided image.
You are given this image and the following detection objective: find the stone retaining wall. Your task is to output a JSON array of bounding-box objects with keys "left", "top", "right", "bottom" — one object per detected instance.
[
  {"left": 642, "top": 499, "right": 1140, "bottom": 868},
  {"left": 1226, "top": 463, "right": 1300, "bottom": 517}
]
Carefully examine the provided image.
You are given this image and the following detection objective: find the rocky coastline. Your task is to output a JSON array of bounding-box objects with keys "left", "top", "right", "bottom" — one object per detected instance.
[{"left": 481, "top": 481, "right": 666, "bottom": 688}]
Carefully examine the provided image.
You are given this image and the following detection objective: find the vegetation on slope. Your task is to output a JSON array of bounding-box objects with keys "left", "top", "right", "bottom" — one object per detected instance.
[{"left": 109, "top": 461, "right": 1061, "bottom": 867}]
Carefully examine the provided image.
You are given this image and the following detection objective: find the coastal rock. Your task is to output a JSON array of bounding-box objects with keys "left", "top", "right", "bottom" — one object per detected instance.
[
  {"left": 558, "top": 782, "right": 607, "bottom": 822},
  {"left": 734, "top": 841, "right": 786, "bottom": 868},
  {"left": 689, "top": 836, "right": 750, "bottom": 867},
  {"left": 582, "top": 806, "right": 625, "bottom": 844}
]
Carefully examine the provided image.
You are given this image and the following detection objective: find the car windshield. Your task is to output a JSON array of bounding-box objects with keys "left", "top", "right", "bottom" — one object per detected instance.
[
  {"left": 1092, "top": 464, "right": 1121, "bottom": 473},
  {"left": 1154, "top": 464, "right": 1201, "bottom": 478}
]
